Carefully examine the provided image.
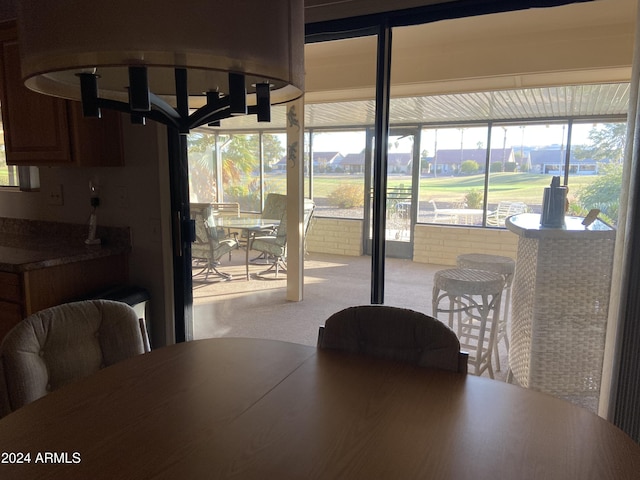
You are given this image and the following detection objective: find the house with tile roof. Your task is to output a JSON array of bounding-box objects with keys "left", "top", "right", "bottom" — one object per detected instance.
[
  {"left": 274, "top": 151, "right": 344, "bottom": 172},
  {"left": 430, "top": 148, "right": 515, "bottom": 174}
]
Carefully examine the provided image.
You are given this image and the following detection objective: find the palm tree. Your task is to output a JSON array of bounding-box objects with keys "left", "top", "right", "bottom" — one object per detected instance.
[{"left": 188, "top": 131, "right": 284, "bottom": 208}]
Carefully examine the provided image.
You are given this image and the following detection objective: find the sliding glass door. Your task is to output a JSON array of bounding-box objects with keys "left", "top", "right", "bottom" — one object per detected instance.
[{"left": 364, "top": 128, "right": 420, "bottom": 259}]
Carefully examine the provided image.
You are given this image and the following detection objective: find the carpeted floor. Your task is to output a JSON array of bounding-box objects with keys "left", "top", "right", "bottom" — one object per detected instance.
[{"left": 192, "top": 251, "right": 511, "bottom": 382}]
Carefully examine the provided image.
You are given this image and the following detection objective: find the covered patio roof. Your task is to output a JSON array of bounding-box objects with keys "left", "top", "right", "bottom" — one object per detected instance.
[{"left": 215, "top": 82, "right": 629, "bottom": 132}]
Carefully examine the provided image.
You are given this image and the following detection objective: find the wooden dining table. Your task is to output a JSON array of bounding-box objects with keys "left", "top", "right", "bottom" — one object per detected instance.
[{"left": 0, "top": 337, "right": 638, "bottom": 479}]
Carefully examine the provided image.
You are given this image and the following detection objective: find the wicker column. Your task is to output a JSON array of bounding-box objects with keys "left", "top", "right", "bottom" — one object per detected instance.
[{"left": 506, "top": 213, "right": 616, "bottom": 412}]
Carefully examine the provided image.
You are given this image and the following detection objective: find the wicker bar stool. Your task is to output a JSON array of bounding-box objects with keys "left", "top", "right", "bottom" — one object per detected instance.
[
  {"left": 456, "top": 253, "right": 515, "bottom": 372},
  {"left": 432, "top": 268, "right": 504, "bottom": 378}
]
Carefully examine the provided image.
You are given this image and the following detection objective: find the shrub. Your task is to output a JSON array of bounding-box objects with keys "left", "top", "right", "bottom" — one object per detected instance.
[
  {"left": 328, "top": 184, "right": 364, "bottom": 208},
  {"left": 575, "top": 163, "right": 622, "bottom": 225},
  {"left": 464, "top": 189, "right": 483, "bottom": 209},
  {"left": 490, "top": 162, "right": 503, "bottom": 173},
  {"left": 460, "top": 160, "right": 480, "bottom": 175}
]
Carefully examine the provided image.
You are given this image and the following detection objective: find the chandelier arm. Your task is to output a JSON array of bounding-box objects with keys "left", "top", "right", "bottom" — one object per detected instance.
[
  {"left": 95, "top": 98, "right": 181, "bottom": 129},
  {"left": 188, "top": 101, "right": 232, "bottom": 130},
  {"left": 148, "top": 93, "right": 182, "bottom": 120},
  {"left": 191, "top": 107, "right": 234, "bottom": 130}
]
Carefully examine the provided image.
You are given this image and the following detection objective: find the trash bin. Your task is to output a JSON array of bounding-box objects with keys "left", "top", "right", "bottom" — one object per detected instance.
[{"left": 84, "top": 285, "right": 150, "bottom": 334}]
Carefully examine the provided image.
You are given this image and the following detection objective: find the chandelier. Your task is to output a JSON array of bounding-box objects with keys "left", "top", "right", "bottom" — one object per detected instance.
[{"left": 16, "top": 0, "right": 304, "bottom": 129}]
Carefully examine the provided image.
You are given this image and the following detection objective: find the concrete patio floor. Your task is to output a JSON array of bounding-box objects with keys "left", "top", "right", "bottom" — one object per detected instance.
[{"left": 192, "top": 251, "right": 510, "bottom": 382}]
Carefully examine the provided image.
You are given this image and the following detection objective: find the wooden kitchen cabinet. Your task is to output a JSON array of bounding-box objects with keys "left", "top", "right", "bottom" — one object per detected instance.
[
  {"left": 0, "top": 21, "right": 124, "bottom": 167},
  {"left": 0, "top": 254, "right": 129, "bottom": 343},
  {"left": 0, "top": 271, "right": 24, "bottom": 342}
]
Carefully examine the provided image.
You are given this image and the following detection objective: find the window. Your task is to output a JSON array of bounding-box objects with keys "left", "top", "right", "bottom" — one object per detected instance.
[
  {"left": 189, "top": 129, "right": 288, "bottom": 213},
  {"left": 190, "top": 117, "right": 626, "bottom": 228},
  {"left": 418, "top": 125, "right": 489, "bottom": 225},
  {"left": 308, "top": 130, "right": 367, "bottom": 219},
  {"left": 414, "top": 119, "right": 625, "bottom": 227},
  {"left": 485, "top": 122, "right": 570, "bottom": 227},
  {"left": 262, "top": 132, "right": 287, "bottom": 202},
  {"left": 568, "top": 121, "right": 625, "bottom": 225},
  {"left": 0, "top": 105, "right": 18, "bottom": 187}
]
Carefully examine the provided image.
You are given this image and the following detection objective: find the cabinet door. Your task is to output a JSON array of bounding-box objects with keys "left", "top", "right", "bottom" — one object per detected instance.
[
  {"left": 0, "top": 38, "right": 72, "bottom": 165},
  {"left": 68, "top": 101, "right": 125, "bottom": 167}
]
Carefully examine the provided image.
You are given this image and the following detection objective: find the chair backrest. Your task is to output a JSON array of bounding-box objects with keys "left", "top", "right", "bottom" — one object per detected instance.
[
  {"left": 487, "top": 201, "right": 521, "bottom": 226},
  {"left": 304, "top": 199, "right": 315, "bottom": 231},
  {"left": 497, "top": 201, "right": 511, "bottom": 211},
  {"left": 191, "top": 202, "right": 211, "bottom": 243},
  {"left": 191, "top": 203, "right": 215, "bottom": 261},
  {"left": 507, "top": 201, "right": 527, "bottom": 215},
  {"left": 272, "top": 198, "right": 315, "bottom": 249},
  {"left": 318, "top": 305, "right": 468, "bottom": 373},
  {"left": 190, "top": 202, "right": 226, "bottom": 254},
  {"left": 211, "top": 202, "right": 240, "bottom": 217},
  {"left": 0, "top": 300, "right": 149, "bottom": 417},
  {"left": 303, "top": 199, "right": 315, "bottom": 251},
  {"left": 262, "top": 193, "right": 287, "bottom": 221}
]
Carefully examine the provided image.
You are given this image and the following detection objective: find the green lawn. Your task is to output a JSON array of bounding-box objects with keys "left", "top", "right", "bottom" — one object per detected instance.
[
  {"left": 419, "top": 173, "right": 590, "bottom": 205},
  {"left": 305, "top": 172, "right": 598, "bottom": 207},
  {"left": 0, "top": 170, "right": 13, "bottom": 187}
]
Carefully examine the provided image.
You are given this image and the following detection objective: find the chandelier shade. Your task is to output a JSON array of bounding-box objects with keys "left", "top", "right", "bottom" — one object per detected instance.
[{"left": 16, "top": 0, "right": 304, "bottom": 126}]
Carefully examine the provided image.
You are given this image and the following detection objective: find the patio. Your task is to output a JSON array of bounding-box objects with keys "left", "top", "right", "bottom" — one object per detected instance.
[{"left": 192, "top": 251, "right": 510, "bottom": 383}]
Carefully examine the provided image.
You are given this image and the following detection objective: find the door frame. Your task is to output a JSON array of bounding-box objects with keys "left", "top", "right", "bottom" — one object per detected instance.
[{"left": 363, "top": 126, "right": 421, "bottom": 259}]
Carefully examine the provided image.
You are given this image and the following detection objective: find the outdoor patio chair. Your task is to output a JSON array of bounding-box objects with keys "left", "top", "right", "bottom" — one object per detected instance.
[
  {"left": 211, "top": 202, "right": 242, "bottom": 252},
  {"left": 262, "top": 193, "right": 288, "bottom": 222},
  {"left": 0, "top": 300, "right": 150, "bottom": 417},
  {"left": 211, "top": 202, "right": 240, "bottom": 217},
  {"left": 250, "top": 199, "right": 315, "bottom": 277},
  {"left": 191, "top": 203, "right": 239, "bottom": 281},
  {"left": 317, "top": 305, "right": 468, "bottom": 374},
  {"left": 486, "top": 201, "right": 528, "bottom": 227},
  {"left": 240, "top": 193, "right": 288, "bottom": 254},
  {"left": 430, "top": 199, "right": 467, "bottom": 224}
]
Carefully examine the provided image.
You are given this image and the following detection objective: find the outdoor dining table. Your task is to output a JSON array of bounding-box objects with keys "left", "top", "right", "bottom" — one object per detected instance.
[
  {"left": 216, "top": 216, "right": 280, "bottom": 279},
  {"left": 0, "top": 337, "right": 638, "bottom": 479}
]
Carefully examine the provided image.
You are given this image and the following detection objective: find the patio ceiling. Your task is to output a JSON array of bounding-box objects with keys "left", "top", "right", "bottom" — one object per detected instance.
[
  {"left": 215, "top": 82, "right": 629, "bottom": 132},
  {"left": 210, "top": 1, "right": 633, "bottom": 133}
]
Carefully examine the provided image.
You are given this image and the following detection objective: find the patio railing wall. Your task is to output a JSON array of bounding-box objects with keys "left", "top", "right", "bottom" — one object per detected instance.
[{"left": 306, "top": 218, "right": 519, "bottom": 265}]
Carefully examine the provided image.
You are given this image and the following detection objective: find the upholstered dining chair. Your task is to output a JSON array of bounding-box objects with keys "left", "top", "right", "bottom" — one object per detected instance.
[
  {"left": 0, "top": 299, "right": 150, "bottom": 417},
  {"left": 317, "top": 305, "right": 468, "bottom": 374}
]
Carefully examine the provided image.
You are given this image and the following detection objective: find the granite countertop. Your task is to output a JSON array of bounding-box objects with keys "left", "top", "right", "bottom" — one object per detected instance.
[
  {"left": 505, "top": 213, "right": 616, "bottom": 239},
  {"left": 0, "top": 218, "right": 131, "bottom": 273}
]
